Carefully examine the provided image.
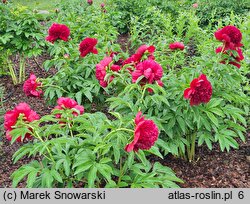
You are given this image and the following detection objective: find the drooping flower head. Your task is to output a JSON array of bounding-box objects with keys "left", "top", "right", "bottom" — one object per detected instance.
[
  {"left": 54, "top": 97, "right": 84, "bottom": 118},
  {"left": 184, "top": 74, "right": 212, "bottom": 106},
  {"left": 23, "top": 74, "right": 43, "bottom": 97},
  {"left": 79, "top": 37, "right": 98, "bottom": 58},
  {"left": 125, "top": 112, "right": 159, "bottom": 152},
  {"left": 214, "top": 25, "right": 243, "bottom": 49},
  {"left": 132, "top": 59, "right": 163, "bottom": 91},
  {"left": 169, "top": 42, "right": 185, "bottom": 50},
  {"left": 46, "top": 23, "right": 70, "bottom": 43},
  {"left": 4, "top": 103, "right": 40, "bottom": 142}
]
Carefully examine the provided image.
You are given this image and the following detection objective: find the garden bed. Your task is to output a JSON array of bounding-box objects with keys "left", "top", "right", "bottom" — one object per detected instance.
[{"left": 0, "top": 47, "right": 249, "bottom": 188}]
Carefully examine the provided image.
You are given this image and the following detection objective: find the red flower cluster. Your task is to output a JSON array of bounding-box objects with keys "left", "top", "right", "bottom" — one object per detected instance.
[
  {"left": 4, "top": 103, "right": 40, "bottom": 142},
  {"left": 132, "top": 59, "right": 163, "bottom": 92},
  {"left": 184, "top": 74, "right": 212, "bottom": 106},
  {"left": 123, "top": 44, "right": 155, "bottom": 67},
  {"left": 23, "top": 74, "right": 43, "bottom": 97},
  {"left": 169, "top": 42, "right": 185, "bottom": 50},
  {"left": 215, "top": 25, "right": 244, "bottom": 68},
  {"left": 79, "top": 37, "right": 98, "bottom": 58},
  {"left": 46, "top": 23, "right": 70, "bottom": 43},
  {"left": 54, "top": 97, "right": 84, "bottom": 118},
  {"left": 95, "top": 56, "right": 121, "bottom": 87},
  {"left": 125, "top": 112, "right": 159, "bottom": 152}
]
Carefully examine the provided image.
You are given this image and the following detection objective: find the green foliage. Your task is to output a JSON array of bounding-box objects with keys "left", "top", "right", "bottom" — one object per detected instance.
[
  {"left": 0, "top": 4, "right": 45, "bottom": 83},
  {"left": 108, "top": 0, "right": 188, "bottom": 34},
  {"left": 195, "top": 0, "right": 250, "bottom": 27},
  {"left": 106, "top": 12, "right": 249, "bottom": 161},
  {"left": 10, "top": 110, "right": 182, "bottom": 188},
  {"left": 42, "top": 3, "right": 121, "bottom": 107}
]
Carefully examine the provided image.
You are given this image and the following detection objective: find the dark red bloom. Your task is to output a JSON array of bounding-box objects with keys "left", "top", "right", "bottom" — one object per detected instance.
[
  {"left": 216, "top": 46, "right": 244, "bottom": 68},
  {"left": 79, "top": 37, "right": 98, "bottom": 58},
  {"left": 4, "top": 103, "right": 40, "bottom": 142},
  {"left": 23, "top": 74, "right": 43, "bottom": 97},
  {"left": 87, "top": 0, "right": 93, "bottom": 5},
  {"left": 184, "top": 74, "right": 212, "bottom": 106},
  {"left": 169, "top": 42, "right": 185, "bottom": 50},
  {"left": 125, "top": 112, "right": 159, "bottom": 152},
  {"left": 46, "top": 23, "right": 70, "bottom": 43},
  {"left": 132, "top": 59, "right": 163, "bottom": 88},
  {"left": 214, "top": 25, "right": 243, "bottom": 49},
  {"left": 54, "top": 97, "right": 84, "bottom": 118}
]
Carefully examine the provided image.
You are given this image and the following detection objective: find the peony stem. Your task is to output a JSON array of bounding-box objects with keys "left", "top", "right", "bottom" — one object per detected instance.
[
  {"left": 104, "top": 128, "right": 134, "bottom": 141},
  {"left": 42, "top": 84, "right": 69, "bottom": 93},
  {"left": 26, "top": 123, "right": 55, "bottom": 163},
  {"left": 7, "top": 58, "right": 18, "bottom": 85}
]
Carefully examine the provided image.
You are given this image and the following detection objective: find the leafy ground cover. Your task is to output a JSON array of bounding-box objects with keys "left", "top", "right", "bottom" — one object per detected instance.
[
  {"left": 12, "top": 0, "right": 60, "bottom": 10},
  {"left": 0, "top": 0, "right": 249, "bottom": 187}
]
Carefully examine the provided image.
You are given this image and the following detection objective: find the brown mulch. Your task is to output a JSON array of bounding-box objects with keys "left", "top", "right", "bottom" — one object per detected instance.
[
  {"left": 0, "top": 35, "right": 249, "bottom": 188},
  {"left": 150, "top": 136, "right": 250, "bottom": 188}
]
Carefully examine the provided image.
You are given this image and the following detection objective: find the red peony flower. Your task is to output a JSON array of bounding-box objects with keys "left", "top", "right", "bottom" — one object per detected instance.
[
  {"left": 95, "top": 57, "right": 113, "bottom": 88},
  {"left": 132, "top": 60, "right": 163, "bottom": 87},
  {"left": 184, "top": 74, "right": 212, "bottom": 106},
  {"left": 125, "top": 112, "right": 159, "bottom": 152},
  {"left": 169, "top": 42, "right": 185, "bottom": 50},
  {"left": 110, "top": 64, "right": 121, "bottom": 72},
  {"left": 23, "top": 74, "right": 43, "bottom": 97},
  {"left": 79, "top": 37, "right": 98, "bottom": 58},
  {"left": 4, "top": 103, "right": 40, "bottom": 142},
  {"left": 46, "top": 23, "right": 70, "bottom": 43},
  {"left": 214, "top": 25, "right": 243, "bottom": 49},
  {"left": 87, "top": 0, "right": 93, "bottom": 5},
  {"left": 136, "top": 44, "right": 155, "bottom": 60},
  {"left": 122, "top": 53, "right": 141, "bottom": 67},
  {"left": 54, "top": 97, "right": 84, "bottom": 118}
]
